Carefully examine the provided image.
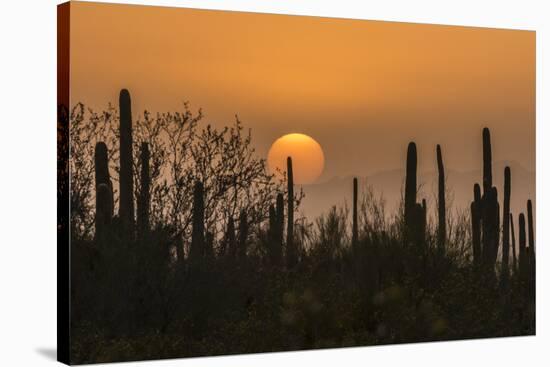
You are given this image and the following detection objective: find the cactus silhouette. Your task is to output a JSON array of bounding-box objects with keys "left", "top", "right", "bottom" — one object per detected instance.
[
  {"left": 478, "top": 128, "right": 500, "bottom": 272},
  {"left": 286, "top": 157, "right": 297, "bottom": 268},
  {"left": 189, "top": 181, "right": 205, "bottom": 263},
  {"left": 436, "top": 145, "right": 445, "bottom": 252},
  {"left": 510, "top": 213, "right": 517, "bottom": 274},
  {"left": 501, "top": 167, "right": 511, "bottom": 283},
  {"left": 268, "top": 194, "right": 284, "bottom": 266},
  {"left": 404, "top": 142, "right": 425, "bottom": 246},
  {"left": 137, "top": 142, "right": 150, "bottom": 239},
  {"left": 527, "top": 199, "right": 534, "bottom": 252},
  {"left": 269, "top": 204, "right": 276, "bottom": 233},
  {"left": 94, "top": 142, "right": 113, "bottom": 238},
  {"left": 496, "top": 200, "right": 501, "bottom": 255},
  {"left": 268, "top": 204, "right": 277, "bottom": 262},
  {"left": 518, "top": 213, "right": 526, "bottom": 275},
  {"left": 471, "top": 183, "right": 482, "bottom": 267},
  {"left": 404, "top": 142, "right": 417, "bottom": 231},
  {"left": 481, "top": 186, "right": 499, "bottom": 268},
  {"left": 352, "top": 177, "right": 358, "bottom": 247},
  {"left": 276, "top": 193, "right": 284, "bottom": 241},
  {"left": 95, "top": 142, "right": 110, "bottom": 188},
  {"left": 482, "top": 127, "right": 492, "bottom": 195},
  {"left": 274, "top": 193, "right": 285, "bottom": 266},
  {"left": 526, "top": 200, "right": 535, "bottom": 284},
  {"left": 119, "top": 89, "right": 134, "bottom": 235},
  {"left": 96, "top": 183, "right": 113, "bottom": 240}
]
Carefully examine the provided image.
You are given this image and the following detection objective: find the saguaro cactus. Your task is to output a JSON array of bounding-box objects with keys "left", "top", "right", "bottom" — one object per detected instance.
[
  {"left": 137, "top": 142, "right": 150, "bottom": 239},
  {"left": 510, "top": 213, "right": 517, "bottom": 274},
  {"left": 269, "top": 204, "right": 276, "bottom": 235},
  {"left": 190, "top": 181, "right": 205, "bottom": 263},
  {"left": 268, "top": 194, "right": 284, "bottom": 266},
  {"left": 471, "top": 183, "right": 482, "bottom": 266},
  {"left": 482, "top": 187, "right": 499, "bottom": 267},
  {"left": 352, "top": 177, "right": 358, "bottom": 247},
  {"left": 286, "top": 157, "right": 297, "bottom": 268},
  {"left": 478, "top": 128, "right": 500, "bottom": 272},
  {"left": 276, "top": 193, "right": 285, "bottom": 245},
  {"left": 95, "top": 142, "right": 113, "bottom": 238},
  {"left": 404, "top": 142, "right": 425, "bottom": 246},
  {"left": 96, "top": 183, "right": 113, "bottom": 240},
  {"left": 95, "top": 142, "right": 110, "bottom": 188},
  {"left": 518, "top": 213, "right": 526, "bottom": 274},
  {"left": 527, "top": 199, "right": 534, "bottom": 253},
  {"left": 404, "top": 142, "right": 417, "bottom": 229},
  {"left": 436, "top": 145, "right": 446, "bottom": 252},
  {"left": 268, "top": 204, "right": 277, "bottom": 260},
  {"left": 501, "top": 167, "right": 511, "bottom": 282},
  {"left": 119, "top": 89, "right": 134, "bottom": 234},
  {"left": 482, "top": 127, "right": 492, "bottom": 195},
  {"left": 274, "top": 193, "right": 284, "bottom": 266}
]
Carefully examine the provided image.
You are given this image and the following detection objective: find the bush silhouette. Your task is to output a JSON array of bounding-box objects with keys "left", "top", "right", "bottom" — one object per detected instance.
[{"left": 67, "top": 90, "right": 535, "bottom": 364}]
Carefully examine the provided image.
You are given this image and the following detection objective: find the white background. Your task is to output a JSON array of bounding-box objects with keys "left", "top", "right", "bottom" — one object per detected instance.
[{"left": 0, "top": 0, "right": 548, "bottom": 365}]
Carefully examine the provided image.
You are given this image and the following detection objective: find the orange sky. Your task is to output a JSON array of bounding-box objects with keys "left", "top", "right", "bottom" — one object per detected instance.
[{"left": 69, "top": 1, "right": 535, "bottom": 180}]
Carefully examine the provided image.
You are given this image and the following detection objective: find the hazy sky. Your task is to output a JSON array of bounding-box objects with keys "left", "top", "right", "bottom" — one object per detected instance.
[{"left": 69, "top": 1, "right": 535, "bottom": 181}]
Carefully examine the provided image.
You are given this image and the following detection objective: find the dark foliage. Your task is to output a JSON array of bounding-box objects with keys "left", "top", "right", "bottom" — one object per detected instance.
[{"left": 69, "top": 91, "right": 535, "bottom": 364}]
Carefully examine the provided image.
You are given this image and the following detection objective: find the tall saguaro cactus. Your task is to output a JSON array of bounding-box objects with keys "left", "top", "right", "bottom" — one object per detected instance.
[
  {"left": 96, "top": 183, "right": 113, "bottom": 240},
  {"left": 471, "top": 183, "right": 482, "bottom": 266},
  {"left": 119, "top": 89, "right": 135, "bottom": 234},
  {"left": 274, "top": 193, "right": 285, "bottom": 266},
  {"left": 352, "top": 177, "right": 358, "bottom": 247},
  {"left": 482, "top": 127, "right": 492, "bottom": 195},
  {"left": 95, "top": 142, "right": 110, "bottom": 188},
  {"left": 268, "top": 204, "right": 277, "bottom": 254},
  {"left": 269, "top": 204, "right": 276, "bottom": 234},
  {"left": 268, "top": 193, "right": 285, "bottom": 266},
  {"left": 190, "top": 181, "right": 205, "bottom": 263},
  {"left": 436, "top": 145, "right": 446, "bottom": 252},
  {"left": 286, "top": 157, "right": 297, "bottom": 268},
  {"left": 502, "top": 167, "right": 511, "bottom": 283},
  {"left": 518, "top": 213, "right": 526, "bottom": 274},
  {"left": 482, "top": 187, "right": 499, "bottom": 267},
  {"left": 527, "top": 199, "right": 534, "bottom": 253},
  {"left": 95, "top": 142, "right": 113, "bottom": 239},
  {"left": 404, "top": 142, "right": 425, "bottom": 246},
  {"left": 276, "top": 193, "right": 285, "bottom": 247},
  {"left": 477, "top": 128, "right": 500, "bottom": 273},
  {"left": 404, "top": 142, "right": 417, "bottom": 227},
  {"left": 137, "top": 142, "right": 150, "bottom": 239},
  {"left": 510, "top": 213, "right": 517, "bottom": 274}
]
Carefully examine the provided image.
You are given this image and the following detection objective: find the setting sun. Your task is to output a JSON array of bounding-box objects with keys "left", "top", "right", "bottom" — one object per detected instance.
[{"left": 267, "top": 133, "right": 325, "bottom": 184}]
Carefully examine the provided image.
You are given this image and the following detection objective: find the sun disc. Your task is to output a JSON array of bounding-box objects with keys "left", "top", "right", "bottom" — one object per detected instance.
[{"left": 267, "top": 133, "right": 325, "bottom": 184}]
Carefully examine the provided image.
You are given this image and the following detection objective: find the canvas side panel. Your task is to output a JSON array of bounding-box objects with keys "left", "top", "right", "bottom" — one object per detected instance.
[{"left": 57, "top": 2, "right": 70, "bottom": 365}]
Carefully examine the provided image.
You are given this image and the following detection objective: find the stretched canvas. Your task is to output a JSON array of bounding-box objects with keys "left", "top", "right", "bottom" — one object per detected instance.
[{"left": 57, "top": 1, "right": 536, "bottom": 365}]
